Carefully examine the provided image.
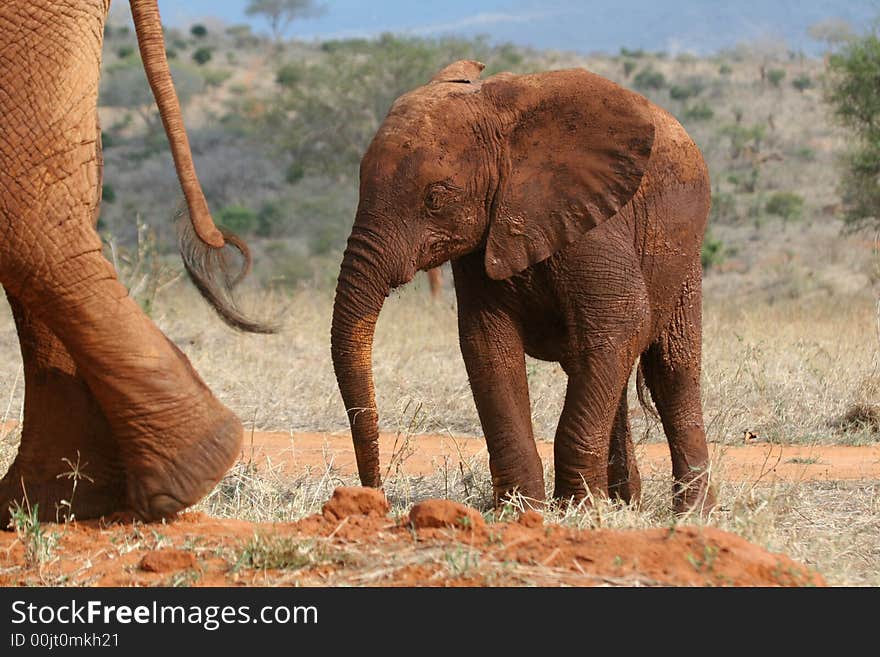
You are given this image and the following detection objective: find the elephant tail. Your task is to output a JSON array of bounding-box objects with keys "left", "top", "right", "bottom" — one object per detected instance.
[
  {"left": 635, "top": 360, "right": 660, "bottom": 422},
  {"left": 177, "top": 212, "right": 277, "bottom": 334}
]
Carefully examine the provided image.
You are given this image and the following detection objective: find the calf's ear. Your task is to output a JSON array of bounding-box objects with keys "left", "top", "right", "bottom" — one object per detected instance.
[{"left": 482, "top": 69, "right": 655, "bottom": 280}]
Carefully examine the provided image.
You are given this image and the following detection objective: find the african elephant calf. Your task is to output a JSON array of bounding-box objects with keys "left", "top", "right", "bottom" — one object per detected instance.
[
  {"left": 331, "top": 60, "right": 715, "bottom": 513},
  {"left": 0, "top": 1, "right": 268, "bottom": 523}
]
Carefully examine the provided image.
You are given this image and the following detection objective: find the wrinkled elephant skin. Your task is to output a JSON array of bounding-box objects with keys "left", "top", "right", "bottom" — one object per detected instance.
[
  {"left": 332, "top": 61, "right": 716, "bottom": 514},
  {"left": 0, "top": 1, "right": 248, "bottom": 523}
]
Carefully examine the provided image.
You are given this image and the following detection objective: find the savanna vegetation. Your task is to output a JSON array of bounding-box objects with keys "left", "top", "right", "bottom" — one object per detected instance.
[{"left": 2, "top": 13, "right": 879, "bottom": 585}]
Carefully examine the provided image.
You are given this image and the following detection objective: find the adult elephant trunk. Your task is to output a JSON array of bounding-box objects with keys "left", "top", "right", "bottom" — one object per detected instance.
[
  {"left": 331, "top": 227, "right": 395, "bottom": 487},
  {"left": 129, "top": 0, "right": 273, "bottom": 333}
]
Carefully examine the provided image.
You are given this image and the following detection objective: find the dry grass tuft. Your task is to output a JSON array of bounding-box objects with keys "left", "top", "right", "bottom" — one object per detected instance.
[{"left": 831, "top": 403, "right": 880, "bottom": 435}]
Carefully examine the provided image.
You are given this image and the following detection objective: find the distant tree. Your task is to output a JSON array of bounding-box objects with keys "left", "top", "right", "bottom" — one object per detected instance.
[
  {"left": 808, "top": 18, "right": 856, "bottom": 52},
  {"left": 825, "top": 28, "right": 880, "bottom": 227},
  {"left": 245, "top": 0, "right": 324, "bottom": 44},
  {"left": 190, "top": 24, "right": 208, "bottom": 39}
]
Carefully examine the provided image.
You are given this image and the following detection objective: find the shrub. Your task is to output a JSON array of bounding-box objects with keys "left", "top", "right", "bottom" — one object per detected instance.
[
  {"left": 767, "top": 68, "right": 786, "bottom": 87},
  {"left": 620, "top": 47, "right": 645, "bottom": 58},
  {"left": 670, "top": 85, "right": 696, "bottom": 101},
  {"left": 701, "top": 234, "right": 725, "bottom": 271},
  {"left": 684, "top": 102, "right": 714, "bottom": 121},
  {"left": 622, "top": 60, "right": 636, "bottom": 77},
  {"left": 192, "top": 47, "right": 212, "bottom": 65},
  {"left": 765, "top": 192, "right": 804, "bottom": 221},
  {"left": 792, "top": 73, "right": 812, "bottom": 92},
  {"left": 102, "top": 184, "right": 116, "bottom": 204},
  {"left": 166, "top": 49, "right": 178, "bottom": 60},
  {"left": 285, "top": 162, "right": 305, "bottom": 184},
  {"left": 633, "top": 67, "right": 666, "bottom": 90},
  {"left": 719, "top": 63, "right": 733, "bottom": 75},
  {"left": 116, "top": 45, "right": 135, "bottom": 59},
  {"left": 276, "top": 63, "right": 302, "bottom": 88},
  {"left": 190, "top": 24, "right": 208, "bottom": 39},
  {"left": 217, "top": 205, "right": 259, "bottom": 233}
]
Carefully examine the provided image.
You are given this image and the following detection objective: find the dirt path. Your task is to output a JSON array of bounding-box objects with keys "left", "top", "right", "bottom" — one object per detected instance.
[
  {"left": 241, "top": 431, "right": 880, "bottom": 482},
  {"left": 3, "top": 432, "right": 873, "bottom": 587}
]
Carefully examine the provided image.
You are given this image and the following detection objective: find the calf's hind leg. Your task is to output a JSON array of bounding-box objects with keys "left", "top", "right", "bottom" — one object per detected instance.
[
  {"left": 640, "top": 271, "right": 715, "bottom": 514},
  {"left": 607, "top": 386, "right": 642, "bottom": 505}
]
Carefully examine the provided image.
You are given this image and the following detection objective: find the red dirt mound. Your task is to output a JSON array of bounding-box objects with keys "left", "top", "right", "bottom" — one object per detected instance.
[
  {"left": 408, "top": 499, "right": 486, "bottom": 531},
  {"left": 0, "top": 487, "right": 823, "bottom": 587},
  {"left": 322, "top": 486, "right": 390, "bottom": 521},
  {"left": 139, "top": 549, "right": 197, "bottom": 573}
]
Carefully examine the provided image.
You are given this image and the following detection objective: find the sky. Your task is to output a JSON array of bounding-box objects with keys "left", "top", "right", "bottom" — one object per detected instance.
[{"left": 151, "top": 0, "right": 879, "bottom": 56}]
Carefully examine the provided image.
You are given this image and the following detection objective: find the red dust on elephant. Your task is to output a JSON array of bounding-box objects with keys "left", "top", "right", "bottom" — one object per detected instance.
[{"left": 331, "top": 60, "right": 715, "bottom": 513}]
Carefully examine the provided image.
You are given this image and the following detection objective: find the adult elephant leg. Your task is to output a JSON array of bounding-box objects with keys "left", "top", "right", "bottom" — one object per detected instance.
[
  {"left": 0, "top": 294, "right": 124, "bottom": 523},
  {"left": 1, "top": 225, "right": 241, "bottom": 521},
  {"left": 607, "top": 385, "right": 642, "bottom": 505},
  {"left": 640, "top": 267, "right": 716, "bottom": 515},
  {"left": 454, "top": 263, "right": 544, "bottom": 504}
]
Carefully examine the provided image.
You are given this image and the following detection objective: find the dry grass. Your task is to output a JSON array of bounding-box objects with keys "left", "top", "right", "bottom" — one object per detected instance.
[{"left": 0, "top": 221, "right": 878, "bottom": 586}]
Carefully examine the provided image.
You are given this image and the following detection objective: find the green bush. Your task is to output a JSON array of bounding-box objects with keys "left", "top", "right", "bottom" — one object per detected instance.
[
  {"left": 192, "top": 47, "right": 212, "bottom": 65},
  {"left": 670, "top": 78, "right": 705, "bottom": 101},
  {"left": 633, "top": 67, "right": 666, "bottom": 90},
  {"left": 620, "top": 47, "right": 646, "bottom": 58},
  {"left": 792, "top": 73, "right": 812, "bottom": 92},
  {"left": 623, "top": 60, "right": 636, "bottom": 77},
  {"left": 684, "top": 102, "right": 714, "bottom": 121},
  {"left": 166, "top": 48, "right": 178, "bottom": 60},
  {"left": 767, "top": 68, "right": 786, "bottom": 87},
  {"left": 116, "top": 45, "right": 135, "bottom": 59},
  {"left": 285, "top": 162, "right": 305, "bottom": 184},
  {"left": 275, "top": 63, "right": 302, "bottom": 88},
  {"left": 102, "top": 184, "right": 116, "bottom": 204},
  {"left": 701, "top": 234, "right": 725, "bottom": 271},
  {"left": 765, "top": 192, "right": 804, "bottom": 221},
  {"left": 217, "top": 205, "right": 259, "bottom": 233},
  {"left": 719, "top": 63, "right": 733, "bottom": 75},
  {"left": 670, "top": 85, "right": 696, "bottom": 101},
  {"left": 190, "top": 24, "right": 208, "bottom": 39}
]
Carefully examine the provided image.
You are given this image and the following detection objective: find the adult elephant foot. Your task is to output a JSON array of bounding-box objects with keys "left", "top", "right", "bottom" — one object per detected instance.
[
  {"left": 122, "top": 401, "right": 242, "bottom": 521},
  {"left": 0, "top": 294, "right": 126, "bottom": 526}
]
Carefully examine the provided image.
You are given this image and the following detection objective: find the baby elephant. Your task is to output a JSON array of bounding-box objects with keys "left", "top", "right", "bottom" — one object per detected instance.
[{"left": 331, "top": 60, "right": 715, "bottom": 513}]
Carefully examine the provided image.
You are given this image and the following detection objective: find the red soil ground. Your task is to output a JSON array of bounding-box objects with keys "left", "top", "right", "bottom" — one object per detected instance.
[{"left": 3, "top": 431, "right": 870, "bottom": 587}]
